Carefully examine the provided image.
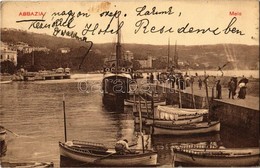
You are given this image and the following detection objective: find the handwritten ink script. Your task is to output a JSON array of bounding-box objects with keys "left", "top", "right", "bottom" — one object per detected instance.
[{"left": 16, "top": 5, "right": 245, "bottom": 43}]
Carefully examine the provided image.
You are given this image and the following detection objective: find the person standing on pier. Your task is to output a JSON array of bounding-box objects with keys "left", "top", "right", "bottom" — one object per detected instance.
[
  {"left": 156, "top": 73, "right": 160, "bottom": 83},
  {"left": 216, "top": 80, "right": 222, "bottom": 99},
  {"left": 238, "top": 76, "right": 248, "bottom": 99},
  {"left": 150, "top": 73, "right": 154, "bottom": 83},
  {"left": 228, "top": 78, "right": 236, "bottom": 99},
  {"left": 146, "top": 73, "right": 150, "bottom": 83},
  {"left": 198, "top": 78, "right": 202, "bottom": 90}
]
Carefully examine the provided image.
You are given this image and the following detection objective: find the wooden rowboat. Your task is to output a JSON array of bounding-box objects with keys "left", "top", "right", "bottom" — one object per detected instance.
[
  {"left": 124, "top": 99, "right": 166, "bottom": 107},
  {"left": 0, "top": 80, "right": 12, "bottom": 84},
  {"left": 173, "top": 147, "right": 260, "bottom": 167},
  {"left": 59, "top": 140, "right": 158, "bottom": 166},
  {"left": 133, "top": 113, "right": 204, "bottom": 126},
  {"left": 152, "top": 121, "right": 220, "bottom": 135},
  {"left": 0, "top": 162, "right": 54, "bottom": 167},
  {"left": 157, "top": 105, "right": 208, "bottom": 116},
  {"left": 0, "top": 126, "right": 6, "bottom": 141}
]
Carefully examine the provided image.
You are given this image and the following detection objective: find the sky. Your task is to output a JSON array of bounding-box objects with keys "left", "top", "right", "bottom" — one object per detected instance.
[{"left": 1, "top": 0, "right": 259, "bottom": 45}]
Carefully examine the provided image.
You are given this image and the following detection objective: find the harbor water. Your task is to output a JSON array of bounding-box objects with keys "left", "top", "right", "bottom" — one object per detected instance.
[{"left": 0, "top": 74, "right": 258, "bottom": 167}]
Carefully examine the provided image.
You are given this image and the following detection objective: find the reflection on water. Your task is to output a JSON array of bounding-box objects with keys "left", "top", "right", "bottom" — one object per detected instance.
[{"left": 0, "top": 79, "right": 259, "bottom": 167}]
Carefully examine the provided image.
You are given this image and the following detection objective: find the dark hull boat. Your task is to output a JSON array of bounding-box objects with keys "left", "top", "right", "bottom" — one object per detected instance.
[
  {"left": 102, "top": 72, "right": 132, "bottom": 111},
  {"left": 102, "top": 19, "right": 132, "bottom": 111}
]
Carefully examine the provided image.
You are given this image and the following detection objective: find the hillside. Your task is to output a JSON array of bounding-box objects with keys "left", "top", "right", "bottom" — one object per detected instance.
[{"left": 1, "top": 28, "right": 259, "bottom": 71}]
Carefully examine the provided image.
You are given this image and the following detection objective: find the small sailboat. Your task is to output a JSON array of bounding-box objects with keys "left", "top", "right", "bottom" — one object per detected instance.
[
  {"left": 173, "top": 147, "right": 260, "bottom": 167},
  {"left": 59, "top": 141, "right": 157, "bottom": 166},
  {"left": 59, "top": 95, "right": 158, "bottom": 167},
  {"left": 124, "top": 99, "right": 166, "bottom": 107},
  {"left": 134, "top": 113, "right": 204, "bottom": 126},
  {"left": 133, "top": 104, "right": 206, "bottom": 126},
  {"left": 157, "top": 105, "right": 208, "bottom": 116},
  {"left": 152, "top": 121, "right": 220, "bottom": 135}
]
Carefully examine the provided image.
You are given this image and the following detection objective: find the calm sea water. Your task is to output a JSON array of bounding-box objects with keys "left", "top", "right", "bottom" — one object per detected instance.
[{"left": 0, "top": 74, "right": 258, "bottom": 167}]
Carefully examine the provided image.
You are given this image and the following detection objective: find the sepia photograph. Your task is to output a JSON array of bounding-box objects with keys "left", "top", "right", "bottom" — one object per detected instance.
[{"left": 0, "top": 0, "right": 259, "bottom": 167}]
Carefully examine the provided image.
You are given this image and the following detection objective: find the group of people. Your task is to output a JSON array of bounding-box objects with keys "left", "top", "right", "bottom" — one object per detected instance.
[
  {"left": 216, "top": 76, "right": 248, "bottom": 100},
  {"left": 196, "top": 76, "right": 249, "bottom": 100}
]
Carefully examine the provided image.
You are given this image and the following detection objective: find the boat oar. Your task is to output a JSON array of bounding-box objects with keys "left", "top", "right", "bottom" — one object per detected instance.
[
  {"left": 4, "top": 128, "right": 19, "bottom": 137},
  {"left": 93, "top": 152, "right": 117, "bottom": 163}
]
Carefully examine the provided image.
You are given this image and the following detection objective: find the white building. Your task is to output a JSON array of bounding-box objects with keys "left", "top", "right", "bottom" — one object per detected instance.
[
  {"left": 15, "top": 41, "right": 29, "bottom": 51},
  {"left": 58, "top": 48, "right": 70, "bottom": 54},
  {"left": 0, "top": 41, "right": 18, "bottom": 66}
]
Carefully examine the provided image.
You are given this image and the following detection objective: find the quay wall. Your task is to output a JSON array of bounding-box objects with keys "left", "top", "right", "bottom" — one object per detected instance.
[
  {"left": 211, "top": 100, "right": 259, "bottom": 138},
  {"left": 155, "top": 86, "right": 259, "bottom": 138}
]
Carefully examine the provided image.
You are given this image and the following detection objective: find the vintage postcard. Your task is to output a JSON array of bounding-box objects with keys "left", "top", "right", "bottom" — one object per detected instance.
[{"left": 0, "top": 0, "right": 259, "bottom": 167}]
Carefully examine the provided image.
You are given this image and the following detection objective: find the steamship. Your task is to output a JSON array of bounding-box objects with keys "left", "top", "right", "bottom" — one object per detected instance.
[{"left": 102, "top": 22, "right": 133, "bottom": 111}]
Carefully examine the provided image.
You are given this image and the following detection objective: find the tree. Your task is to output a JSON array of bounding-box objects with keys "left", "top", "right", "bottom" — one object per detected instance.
[
  {"left": 0, "top": 60, "right": 16, "bottom": 74},
  {"left": 132, "top": 60, "right": 141, "bottom": 70}
]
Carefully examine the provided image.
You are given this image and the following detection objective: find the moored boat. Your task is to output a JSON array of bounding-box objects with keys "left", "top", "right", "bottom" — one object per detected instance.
[
  {"left": 152, "top": 121, "right": 220, "bottom": 135},
  {"left": 173, "top": 147, "right": 260, "bottom": 167},
  {"left": 0, "top": 80, "right": 12, "bottom": 84},
  {"left": 102, "top": 72, "right": 132, "bottom": 111},
  {"left": 134, "top": 112, "right": 204, "bottom": 126},
  {"left": 102, "top": 19, "right": 133, "bottom": 112},
  {"left": 124, "top": 99, "right": 166, "bottom": 107},
  {"left": 59, "top": 141, "right": 158, "bottom": 166},
  {"left": 0, "top": 161, "right": 54, "bottom": 167},
  {"left": 157, "top": 105, "right": 208, "bottom": 117}
]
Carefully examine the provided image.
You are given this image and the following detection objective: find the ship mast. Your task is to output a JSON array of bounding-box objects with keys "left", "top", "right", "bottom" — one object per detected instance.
[
  {"left": 116, "top": 18, "right": 121, "bottom": 74},
  {"left": 174, "top": 40, "right": 179, "bottom": 69},
  {"left": 167, "top": 38, "right": 170, "bottom": 68}
]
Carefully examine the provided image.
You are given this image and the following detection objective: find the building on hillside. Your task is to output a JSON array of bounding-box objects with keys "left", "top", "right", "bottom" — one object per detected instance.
[
  {"left": 0, "top": 41, "right": 18, "bottom": 66},
  {"left": 23, "top": 46, "right": 34, "bottom": 53},
  {"left": 23, "top": 46, "right": 50, "bottom": 54},
  {"left": 58, "top": 48, "right": 70, "bottom": 54},
  {"left": 136, "top": 56, "right": 153, "bottom": 69},
  {"left": 15, "top": 42, "right": 29, "bottom": 51},
  {"left": 34, "top": 47, "right": 50, "bottom": 53},
  {"left": 123, "top": 50, "right": 134, "bottom": 62}
]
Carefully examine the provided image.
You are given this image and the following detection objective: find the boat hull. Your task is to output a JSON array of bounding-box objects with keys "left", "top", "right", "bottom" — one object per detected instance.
[
  {"left": 59, "top": 142, "right": 158, "bottom": 166},
  {"left": 174, "top": 148, "right": 260, "bottom": 167},
  {"left": 102, "top": 93, "right": 125, "bottom": 111},
  {"left": 153, "top": 121, "right": 220, "bottom": 135},
  {"left": 124, "top": 99, "right": 166, "bottom": 107},
  {"left": 102, "top": 74, "right": 131, "bottom": 111},
  {"left": 1, "top": 162, "right": 54, "bottom": 167},
  {"left": 134, "top": 115, "right": 203, "bottom": 126},
  {"left": 0, "top": 80, "right": 12, "bottom": 84},
  {"left": 157, "top": 106, "right": 208, "bottom": 115}
]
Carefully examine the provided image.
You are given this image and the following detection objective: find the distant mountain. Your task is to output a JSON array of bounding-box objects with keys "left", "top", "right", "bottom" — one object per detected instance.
[{"left": 1, "top": 28, "right": 259, "bottom": 71}]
